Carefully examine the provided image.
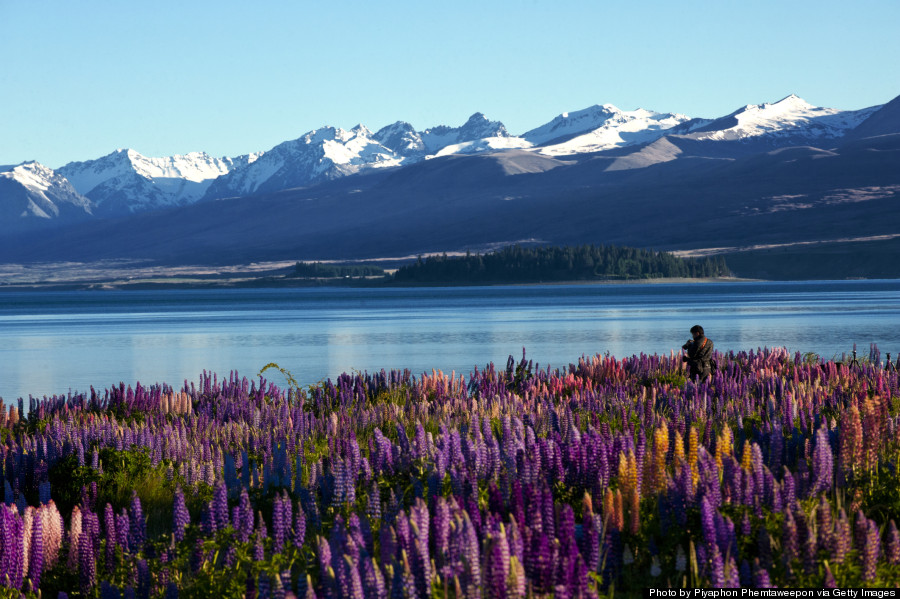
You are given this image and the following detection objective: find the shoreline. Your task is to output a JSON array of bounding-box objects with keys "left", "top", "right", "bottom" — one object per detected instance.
[{"left": 0, "top": 275, "right": 762, "bottom": 292}]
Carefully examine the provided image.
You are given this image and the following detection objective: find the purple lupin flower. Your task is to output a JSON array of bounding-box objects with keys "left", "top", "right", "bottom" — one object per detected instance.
[
  {"left": 173, "top": 487, "right": 190, "bottom": 543},
  {"left": 273, "top": 494, "right": 286, "bottom": 554},
  {"left": 137, "top": 558, "right": 151, "bottom": 599},
  {"left": 433, "top": 496, "right": 451, "bottom": 565},
  {"left": 79, "top": 527, "right": 96, "bottom": 592},
  {"left": 212, "top": 483, "right": 229, "bottom": 531},
  {"left": 361, "top": 555, "right": 386, "bottom": 599},
  {"left": 708, "top": 544, "right": 725, "bottom": 588},
  {"left": 886, "top": 520, "right": 900, "bottom": 565},
  {"left": 724, "top": 555, "right": 740, "bottom": 588},
  {"left": 739, "top": 559, "right": 751, "bottom": 588},
  {"left": 781, "top": 510, "right": 798, "bottom": 566},
  {"left": 254, "top": 532, "right": 265, "bottom": 562},
  {"left": 116, "top": 509, "right": 130, "bottom": 556},
  {"left": 700, "top": 497, "right": 716, "bottom": 550},
  {"left": 294, "top": 501, "right": 307, "bottom": 549},
  {"left": 258, "top": 572, "right": 271, "bottom": 599},
  {"left": 236, "top": 489, "right": 254, "bottom": 543},
  {"left": 201, "top": 504, "right": 216, "bottom": 536},
  {"left": 854, "top": 509, "right": 869, "bottom": 553},
  {"left": 862, "top": 520, "right": 880, "bottom": 582},
  {"left": 811, "top": 425, "right": 833, "bottom": 494},
  {"left": 752, "top": 559, "right": 775, "bottom": 588},
  {"left": 528, "top": 531, "right": 554, "bottom": 594},
  {"left": 486, "top": 527, "right": 510, "bottom": 599},
  {"left": 379, "top": 525, "right": 397, "bottom": 567},
  {"left": 741, "top": 512, "right": 752, "bottom": 537},
  {"left": 29, "top": 510, "right": 43, "bottom": 590},
  {"left": 280, "top": 491, "right": 292, "bottom": 545},
  {"left": 816, "top": 496, "right": 833, "bottom": 553},
  {"left": 104, "top": 503, "right": 117, "bottom": 572},
  {"left": 367, "top": 482, "right": 381, "bottom": 522},
  {"left": 129, "top": 492, "right": 146, "bottom": 553},
  {"left": 340, "top": 555, "right": 364, "bottom": 599},
  {"left": 831, "top": 509, "right": 851, "bottom": 563}
]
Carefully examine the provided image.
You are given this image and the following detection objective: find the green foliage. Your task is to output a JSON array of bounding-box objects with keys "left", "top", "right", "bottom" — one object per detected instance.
[
  {"left": 649, "top": 371, "right": 687, "bottom": 388},
  {"left": 392, "top": 243, "right": 731, "bottom": 284},
  {"left": 47, "top": 447, "right": 181, "bottom": 542}
]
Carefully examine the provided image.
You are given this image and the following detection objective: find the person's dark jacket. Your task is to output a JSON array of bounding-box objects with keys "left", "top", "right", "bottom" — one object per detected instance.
[{"left": 682, "top": 336, "right": 714, "bottom": 380}]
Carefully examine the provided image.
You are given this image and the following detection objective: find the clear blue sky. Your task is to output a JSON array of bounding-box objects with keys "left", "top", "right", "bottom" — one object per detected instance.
[{"left": 2, "top": 0, "right": 898, "bottom": 168}]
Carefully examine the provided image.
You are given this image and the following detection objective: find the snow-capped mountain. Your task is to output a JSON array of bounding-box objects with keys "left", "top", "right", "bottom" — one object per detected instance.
[
  {"left": 59, "top": 149, "right": 259, "bottom": 214},
  {"left": 0, "top": 162, "right": 93, "bottom": 224},
  {"left": 1, "top": 93, "right": 892, "bottom": 221},
  {"left": 202, "top": 113, "right": 513, "bottom": 200},
  {"left": 526, "top": 105, "right": 700, "bottom": 156},
  {"left": 202, "top": 125, "right": 404, "bottom": 200},
  {"left": 373, "top": 113, "right": 511, "bottom": 158},
  {"left": 688, "top": 94, "right": 879, "bottom": 142},
  {"left": 373, "top": 122, "right": 427, "bottom": 157},
  {"left": 419, "top": 113, "right": 510, "bottom": 154}
]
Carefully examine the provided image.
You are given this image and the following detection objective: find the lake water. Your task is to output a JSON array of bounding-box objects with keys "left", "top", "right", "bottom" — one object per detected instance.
[{"left": 1, "top": 280, "right": 899, "bottom": 401}]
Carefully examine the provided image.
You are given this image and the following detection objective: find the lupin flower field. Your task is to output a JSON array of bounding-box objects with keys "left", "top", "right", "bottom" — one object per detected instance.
[{"left": 2, "top": 346, "right": 900, "bottom": 598}]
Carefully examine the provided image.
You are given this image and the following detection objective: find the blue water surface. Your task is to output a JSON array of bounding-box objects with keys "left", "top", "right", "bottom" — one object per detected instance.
[{"left": 0, "top": 280, "right": 898, "bottom": 400}]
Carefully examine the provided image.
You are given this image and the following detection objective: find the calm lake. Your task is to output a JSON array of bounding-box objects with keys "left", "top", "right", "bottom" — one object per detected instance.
[{"left": 1, "top": 280, "right": 899, "bottom": 401}]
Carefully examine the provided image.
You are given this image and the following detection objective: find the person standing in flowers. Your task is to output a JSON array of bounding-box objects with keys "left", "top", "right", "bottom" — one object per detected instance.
[{"left": 682, "top": 324, "right": 714, "bottom": 381}]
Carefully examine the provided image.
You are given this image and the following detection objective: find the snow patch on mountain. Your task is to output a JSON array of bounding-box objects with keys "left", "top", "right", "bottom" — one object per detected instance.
[
  {"left": 59, "top": 149, "right": 258, "bottom": 213},
  {"left": 693, "top": 94, "right": 880, "bottom": 141},
  {"left": 420, "top": 113, "right": 510, "bottom": 154},
  {"left": 0, "top": 162, "right": 93, "bottom": 221},
  {"left": 202, "top": 125, "right": 404, "bottom": 199},
  {"left": 525, "top": 105, "right": 693, "bottom": 156},
  {"left": 432, "top": 136, "right": 533, "bottom": 158},
  {"left": 204, "top": 114, "right": 513, "bottom": 199}
]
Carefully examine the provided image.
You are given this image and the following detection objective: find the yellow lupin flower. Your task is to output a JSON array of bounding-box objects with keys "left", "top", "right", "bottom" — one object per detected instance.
[
  {"left": 627, "top": 450, "right": 639, "bottom": 499},
  {"left": 674, "top": 431, "right": 685, "bottom": 466},
  {"left": 603, "top": 488, "right": 616, "bottom": 529},
  {"left": 618, "top": 452, "right": 629, "bottom": 495},
  {"left": 715, "top": 430, "right": 732, "bottom": 473},
  {"left": 614, "top": 488, "right": 624, "bottom": 531},
  {"left": 741, "top": 440, "right": 753, "bottom": 471},
  {"left": 653, "top": 426, "right": 669, "bottom": 494},
  {"left": 688, "top": 427, "right": 699, "bottom": 487}
]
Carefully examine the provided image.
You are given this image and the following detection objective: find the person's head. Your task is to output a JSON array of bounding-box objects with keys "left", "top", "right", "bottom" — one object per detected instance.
[{"left": 690, "top": 325, "right": 704, "bottom": 340}]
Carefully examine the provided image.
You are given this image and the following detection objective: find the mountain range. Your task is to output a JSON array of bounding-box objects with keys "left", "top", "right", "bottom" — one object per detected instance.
[{"left": 2, "top": 92, "right": 899, "bottom": 279}]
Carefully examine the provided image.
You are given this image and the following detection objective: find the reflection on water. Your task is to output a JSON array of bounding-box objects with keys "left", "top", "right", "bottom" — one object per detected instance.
[{"left": 1, "top": 280, "right": 899, "bottom": 400}]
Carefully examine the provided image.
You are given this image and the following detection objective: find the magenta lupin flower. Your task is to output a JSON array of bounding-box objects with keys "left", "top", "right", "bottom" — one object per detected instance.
[{"left": 28, "top": 510, "right": 43, "bottom": 591}]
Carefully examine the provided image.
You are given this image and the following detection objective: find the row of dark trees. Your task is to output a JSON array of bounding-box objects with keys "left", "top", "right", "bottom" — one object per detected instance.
[{"left": 392, "top": 244, "right": 730, "bottom": 283}]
